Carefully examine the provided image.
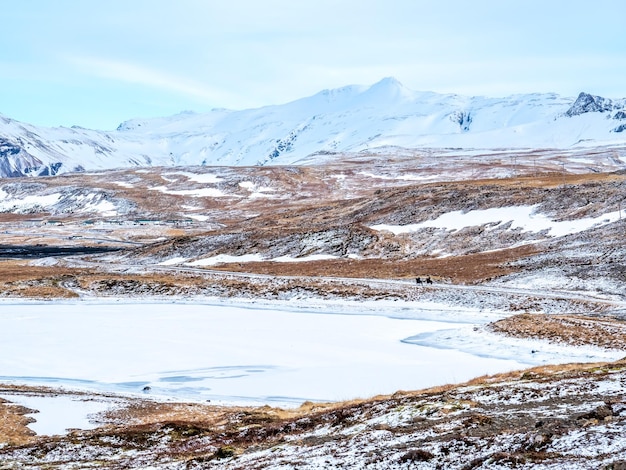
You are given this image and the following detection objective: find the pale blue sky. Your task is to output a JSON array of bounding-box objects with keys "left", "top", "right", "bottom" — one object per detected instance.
[{"left": 1, "top": 0, "right": 624, "bottom": 130}]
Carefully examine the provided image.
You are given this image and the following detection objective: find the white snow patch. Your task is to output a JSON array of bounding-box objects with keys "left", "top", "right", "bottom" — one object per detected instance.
[
  {"left": 166, "top": 172, "right": 223, "bottom": 184},
  {"left": 82, "top": 199, "right": 117, "bottom": 217},
  {"left": 371, "top": 205, "right": 623, "bottom": 237},
  {"left": 187, "top": 254, "right": 264, "bottom": 266},
  {"left": 238, "top": 181, "right": 275, "bottom": 199},
  {"left": 112, "top": 181, "right": 134, "bottom": 188},
  {"left": 160, "top": 175, "right": 179, "bottom": 183},
  {"left": 157, "top": 257, "right": 188, "bottom": 266},
  {"left": 187, "top": 214, "right": 210, "bottom": 221},
  {"left": 0, "top": 192, "right": 62, "bottom": 212},
  {"left": 149, "top": 186, "right": 227, "bottom": 198},
  {"left": 248, "top": 192, "right": 274, "bottom": 199}
]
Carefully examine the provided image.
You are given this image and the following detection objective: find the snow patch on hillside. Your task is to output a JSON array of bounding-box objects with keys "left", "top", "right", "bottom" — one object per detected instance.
[
  {"left": 165, "top": 171, "right": 223, "bottom": 184},
  {"left": 149, "top": 186, "right": 227, "bottom": 198},
  {"left": 371, "top": 206, "right": 623, "bottom": 238},
  {"left": 0, "top": 191, "right": 62, "bottom": 212},
  {"left": 239, "top": 181, "right": 276, "bottom": 198},
  {"left": 187, "top": 254, "right": 264, "bottom": 266}
]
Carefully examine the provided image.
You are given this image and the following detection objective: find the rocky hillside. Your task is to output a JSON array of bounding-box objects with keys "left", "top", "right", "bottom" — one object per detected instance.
[{"left": 0, "top": 148, "right": 625, "bottom": 311}]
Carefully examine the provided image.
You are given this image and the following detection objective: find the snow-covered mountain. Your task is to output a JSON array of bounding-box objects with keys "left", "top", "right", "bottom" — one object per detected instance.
[{"left": 1, "top": 77, "right": 626, "bottom": 177}]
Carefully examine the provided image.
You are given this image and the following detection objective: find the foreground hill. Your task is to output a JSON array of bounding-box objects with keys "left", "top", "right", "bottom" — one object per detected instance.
[
  {"left": 1, "top": 78, "right": 626, "bottom": 177},
  {"left": 2, "top": 358, "right": 625, "bottom": 469}
]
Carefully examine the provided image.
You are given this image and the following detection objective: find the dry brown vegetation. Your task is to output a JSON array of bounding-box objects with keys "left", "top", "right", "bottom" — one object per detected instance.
[
  {"left": 489, "top": 313, "right": 626, "bottom": 350},
  {"left": 0, "top": 398, "right": 36, "bottom": 446},
  {"left": 1, "top": 165, "right": 625, "bottom": 311},
  {"left": 210, "top": 244, "right": 541, "bottom": 283}
]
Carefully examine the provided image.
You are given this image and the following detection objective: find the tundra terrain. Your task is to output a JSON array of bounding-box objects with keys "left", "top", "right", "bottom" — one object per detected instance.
[{"left": 0, "top": 147, "right": 625, "bottom": 468}]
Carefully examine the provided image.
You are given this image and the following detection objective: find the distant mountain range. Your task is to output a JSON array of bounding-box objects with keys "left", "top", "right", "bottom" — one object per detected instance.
[{"left": 1, "top": 77, "right": 625, "bottom": 177}]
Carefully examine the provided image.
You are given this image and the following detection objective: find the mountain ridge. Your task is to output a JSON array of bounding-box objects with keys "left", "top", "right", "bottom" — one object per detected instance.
[{"left": 1, "top": 78, "right": 625, "bottom": 177}]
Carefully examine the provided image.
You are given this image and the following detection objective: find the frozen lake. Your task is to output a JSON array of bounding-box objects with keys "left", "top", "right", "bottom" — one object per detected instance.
[{"left": 0, "top": 300, "right": 619, "bottom": 407}]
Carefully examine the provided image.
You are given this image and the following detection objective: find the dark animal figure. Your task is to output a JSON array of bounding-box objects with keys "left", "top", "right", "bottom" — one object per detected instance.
[
  {"left": 426, "top": 276, "right": 433, "bottom": 284},
  {"left": 415, "top": 277, "right": 422, "bottom": 285}
]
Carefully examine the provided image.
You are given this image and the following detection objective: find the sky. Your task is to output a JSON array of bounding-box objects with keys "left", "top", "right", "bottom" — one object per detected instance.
[{"left": 1, "top": 0, "right": 625, "bottom": 130}]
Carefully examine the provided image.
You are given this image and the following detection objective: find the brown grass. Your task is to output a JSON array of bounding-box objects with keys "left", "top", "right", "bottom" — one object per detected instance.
[
  {"left": 467, "top": 172, "right": 626, "bottom": 189},
  {"left": 208, "top": 244, "right": 540, "bottom": 283},
  {"left": 489, "top": 313, "right": 626, "bottom": 350},
  {"left": 0, "top": 399, "right": 36, "bottom": 446}
]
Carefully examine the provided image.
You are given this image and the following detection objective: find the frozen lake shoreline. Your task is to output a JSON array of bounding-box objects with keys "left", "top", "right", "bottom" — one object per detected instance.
[
  {"left": 2, "top": 298, "right": 620, "bottom": 407},
  {"left": 1, "top": 297, "right": 623, "bottom": 437},
  {"left": 0, "top": 299, "right": 513, "bottom": 406}
]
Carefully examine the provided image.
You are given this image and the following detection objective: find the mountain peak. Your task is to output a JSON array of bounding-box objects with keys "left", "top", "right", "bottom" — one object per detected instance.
[
  {"left": 372, "top": 76, "right": 404, "bottom": 88},
  {"left": 565, "top": 92, "right": 613, "bottom": 117},
  {"left": 362, "top": 76, "right": 413, "bottom": 102},
  {"left": 1, "top": 82, "right": 626, "bottom": 178}
]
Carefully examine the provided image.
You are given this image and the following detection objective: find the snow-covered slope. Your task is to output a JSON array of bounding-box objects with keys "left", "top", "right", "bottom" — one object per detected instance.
[{"left": 1, "top": 78, "right": 626, "bottom": 177}]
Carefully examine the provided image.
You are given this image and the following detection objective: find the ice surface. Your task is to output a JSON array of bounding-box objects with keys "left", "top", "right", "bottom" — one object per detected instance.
[
  {"left": 0, "top": 394, "right": 116, "bottom": 436},
  {"left": 0, "top": 300, "right": 616, "bottom": 407}
]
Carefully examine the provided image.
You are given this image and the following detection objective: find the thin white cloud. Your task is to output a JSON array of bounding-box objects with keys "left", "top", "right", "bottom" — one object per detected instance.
[{"left": 66, "top": 56, "right": 238, "bottom": 104}]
